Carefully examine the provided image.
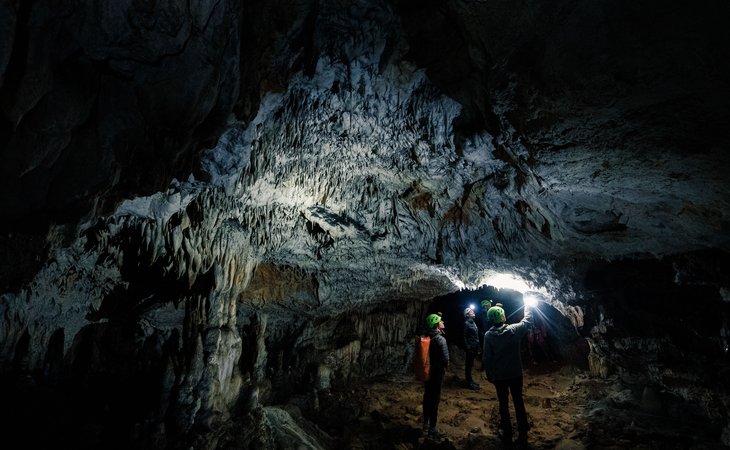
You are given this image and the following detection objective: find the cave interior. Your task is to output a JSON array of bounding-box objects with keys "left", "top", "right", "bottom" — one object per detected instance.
[{"left": 1, "top": 0, "right": 729, "bottom": 449}]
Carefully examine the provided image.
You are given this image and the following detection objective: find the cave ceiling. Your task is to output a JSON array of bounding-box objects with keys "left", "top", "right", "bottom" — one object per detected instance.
[{"left": 1, "top": 0, "right": 729, "bottom": 328}]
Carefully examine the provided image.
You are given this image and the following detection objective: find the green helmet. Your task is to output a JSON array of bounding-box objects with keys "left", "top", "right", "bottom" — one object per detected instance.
[
  {"left": 487, "top": 306, "right": 506, "bottom": 324},
  {"left": 426, "top": 313, "right": 442, "bottom": 329},
  {"left": 481, "top": 299, "right": 492, "bottom": 308}
]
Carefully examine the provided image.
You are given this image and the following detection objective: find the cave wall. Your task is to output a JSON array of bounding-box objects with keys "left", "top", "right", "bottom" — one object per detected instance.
[{"left": 0, "top": 0, "right": 243, "bottom": 295}]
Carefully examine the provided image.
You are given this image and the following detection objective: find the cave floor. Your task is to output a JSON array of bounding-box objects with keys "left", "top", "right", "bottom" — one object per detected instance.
[{"left": 326, "top": 362, "right": 725, "bottom": 450}]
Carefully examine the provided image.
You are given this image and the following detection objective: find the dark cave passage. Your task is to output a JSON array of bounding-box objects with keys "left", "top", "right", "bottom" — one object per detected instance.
[{"left": 426, "top": 286, "right": 587, "bottom": 369}]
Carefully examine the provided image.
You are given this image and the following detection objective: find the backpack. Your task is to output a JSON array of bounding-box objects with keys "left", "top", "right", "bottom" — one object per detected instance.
[{"left": 414, "top": 335, "right": 431, "bottom": 381}]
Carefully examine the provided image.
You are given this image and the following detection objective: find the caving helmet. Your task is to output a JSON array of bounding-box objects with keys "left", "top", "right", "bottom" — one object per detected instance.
[
  {"left": 463, "top": 307, "right": 474, "bottom": 318},
  {"left": 487, "top": 306, "right": 506, "bottom": 324},
  {"left": 481, "top": 299, "right": 492, "bottom": 309},
  {"left": 426, "top": 313, "right": 442, "bottom": 329}
]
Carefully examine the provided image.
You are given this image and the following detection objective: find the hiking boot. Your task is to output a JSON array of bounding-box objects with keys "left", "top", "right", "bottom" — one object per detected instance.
[
  {"left": 428, "top": 428, "right": 447, "bottom": 439},
  {"left": 468, "top": 382, "right": 481, "bottom": 390}
]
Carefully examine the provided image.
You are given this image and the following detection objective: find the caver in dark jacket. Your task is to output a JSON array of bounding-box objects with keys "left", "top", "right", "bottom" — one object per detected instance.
[
  {"left": 477, "top": 311, "right": 491, "bottom": 338},
  {"left": 427, "top": 328, "right": 449, "bottom": 376},
  {"left": 422, "top": 314, "right": 449, "bottom": 439},
  {"left": 463, "top": 308, "right": 481, "bottom": 388},
  {"left": 483, "top": 305, "right": 533, "bottom": 445},
  {"left": 463, "top": 317, "right": 480, "bottom": 355},
  {"left": 483, "top": 306, "right": 532, "bottom": 380}
]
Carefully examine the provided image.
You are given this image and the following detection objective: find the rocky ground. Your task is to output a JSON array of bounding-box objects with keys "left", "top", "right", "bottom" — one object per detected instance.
[{"left": 311, "top": 358, "right": 727, "bottom": 450}]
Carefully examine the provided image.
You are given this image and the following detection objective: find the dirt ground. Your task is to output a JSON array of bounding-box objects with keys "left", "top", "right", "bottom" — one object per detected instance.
[
  {"left": 338, "top": 361, "right": 587, "bottom": 450},
  {"left": 326, "top": 356, "right": 727, "bottom": 450}
]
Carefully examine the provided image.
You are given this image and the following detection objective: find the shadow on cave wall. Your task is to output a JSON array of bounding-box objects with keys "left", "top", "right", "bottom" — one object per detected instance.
[
  {"left": 581, "top": 249, "right": 730, "bottom": 371},
  {"left": 576, "top": 250, "right": 730, "bottom": 446}
]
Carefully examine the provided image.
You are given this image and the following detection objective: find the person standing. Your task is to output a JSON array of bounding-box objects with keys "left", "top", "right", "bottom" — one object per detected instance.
[
  {"left": 477, "top": 299, "right": 493, "bottom": 345},
  {"left": 463, "top": 307, "right": 481, "bottom": 390},
  {"left": 483, "top": 303, "right": 534, "bottom": 446},
  {"left": 422, "top": 313, "right": 449, "bottom": 439}
]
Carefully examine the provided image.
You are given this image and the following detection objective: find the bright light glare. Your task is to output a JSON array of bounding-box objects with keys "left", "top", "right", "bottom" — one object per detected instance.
[
  {"left": 523, "top": 294, "right": 539, "bottom": 308},
  {"left": 469, "top": 304, "right": 475, "bottom": 309},
  {"left": 480, "top": 272, "right": 531, "bottom": 293}
]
